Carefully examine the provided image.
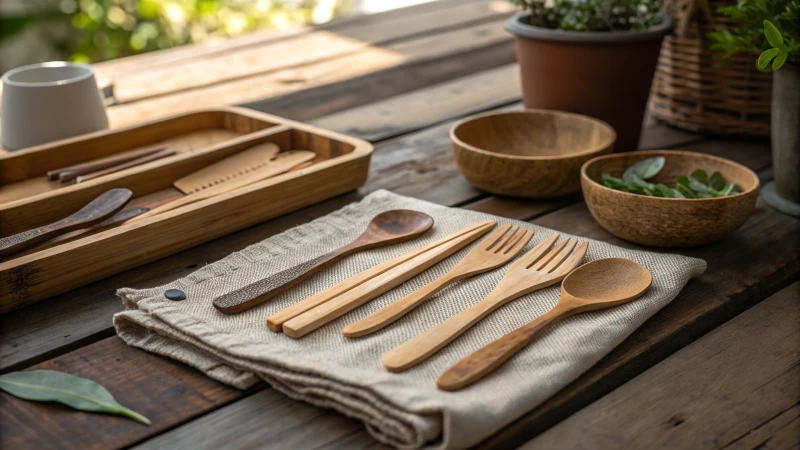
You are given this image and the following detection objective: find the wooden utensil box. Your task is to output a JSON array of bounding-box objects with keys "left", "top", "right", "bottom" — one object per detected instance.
[{"left": 0, "top": 107, "right": 372, "bottom": 313}]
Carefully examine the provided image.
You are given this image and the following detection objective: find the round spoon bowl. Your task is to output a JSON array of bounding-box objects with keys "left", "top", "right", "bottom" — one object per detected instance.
[
  {"left": 365, "top": 209, "right": 434, "bottom": 243},
  {"left": 562, "top": 258, "right": 652, "bottom": 307}
]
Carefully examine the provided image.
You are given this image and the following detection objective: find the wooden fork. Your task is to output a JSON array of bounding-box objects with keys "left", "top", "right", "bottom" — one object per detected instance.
[
  {"left": 383, "top": 234, "right": 588, "bottom": 372},
  {"left": 343, "top": 224, "right": 534, "bottom": 338}
]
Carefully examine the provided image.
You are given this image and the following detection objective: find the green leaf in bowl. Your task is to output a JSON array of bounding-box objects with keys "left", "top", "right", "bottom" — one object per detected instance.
[
  {"left": 691, "top": 169, "right": 709, "bottom": 186},
  {"left": 623, "top": 157, "right": 665, "bottom": 182},
  {"left": 720, "top": 183, "right": 739, "bottom": 196},
  {"left": 655, "top": 184, "right": 674, "bottom": 198},
  {"left": 676, "top": 183, "right": 697, "bottom": 198},
  {"left": 709, "top": 171, "right": 726, "bottom": 191},
  {"left": 0, "top": 370, "right": 151, "bottom": 425}
]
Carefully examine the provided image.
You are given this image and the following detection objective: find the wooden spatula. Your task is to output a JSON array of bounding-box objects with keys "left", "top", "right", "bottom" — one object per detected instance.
[{"left": 131, "top": 148, "right": 314, "bottom": 222}]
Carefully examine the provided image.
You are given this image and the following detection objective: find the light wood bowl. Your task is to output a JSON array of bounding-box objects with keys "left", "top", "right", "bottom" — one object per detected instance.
[
  {"left": 581, "top": 150, "right": 760, "bottom": 247},
  {"left": 450, "top": 110, "right": 616, "bottom": 198}
]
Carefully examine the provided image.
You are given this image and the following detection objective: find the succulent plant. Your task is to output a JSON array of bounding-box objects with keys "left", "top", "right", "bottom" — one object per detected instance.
[{"left": 510, "top": 0, "right": 665, "bottom": 32}]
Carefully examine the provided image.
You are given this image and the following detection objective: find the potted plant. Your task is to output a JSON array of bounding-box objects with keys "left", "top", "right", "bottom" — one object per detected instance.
[
  {"left": 505, "top": 0, "right": 673, "bottom": 152},
  {"left": 709, "top": 1, "right": 800, "bottom": 216}
]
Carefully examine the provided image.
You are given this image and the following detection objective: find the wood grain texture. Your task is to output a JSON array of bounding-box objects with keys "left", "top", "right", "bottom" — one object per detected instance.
[
  {"left": 581, "top": 150, "right": 761, "bottom": 247},
  {"left": 523, "top": 281, "right": 800, "bottom": 450},
  {"left": 48, "top": 145, "right": 166, "bottom": 182},
  {"left": 213, "top": 209, "right": 433, "bottom": 314},
  {"left": 0, "top": 338, "right": 245, "bottom": 450},
  {"left": 382, "top": 235, "right": 586, "bottom": 372},
  {"left": 0, "top": 109, "right": 371, "bottom": 313},
  {"left": 451, "top": 110, "right": 616, "bottom": 198},
  {"left": 437, "top": 258, "right": 651, "bottom": 391},
  {"left": 74, "top": 148, "right": 177, "bottom": 183},
  {"left": 0, "top": 189, "right": 132, "bottom": 258},
  {"left": 342, "top": 224, "right": 532, "bottom": 338}
]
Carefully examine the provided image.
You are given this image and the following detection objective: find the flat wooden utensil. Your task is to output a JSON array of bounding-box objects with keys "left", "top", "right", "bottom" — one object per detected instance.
[
  {"left": 267, "top": 221, "right": 496, "bottom": 333},
  {"left": 0, "top": 188, "right": 132, "bottom": 258},
  {"left": 173, "top": 142, "right": 280, "bottom": 194},
  {"left": 47, "top": 144, "right": 167, "bottom": 181},
  {"left": 131, "top": 148, "right": 313, "bottom": 222},
  {"left": 437, "top": 258, "right": 652, "bottom": 391},
  {"left": 343, "top": 224, "right": 534, "bottom": 338},
  {"left": 383, "top": 235, "right": 589, "bottom": 372},
  {"left": 213, "top": 210, "right": 434, "bottom": 314},
  {"left": 75, "top": 148, "right": 177, "bottom": 183},
  {"left": 281, "top": 222, "right": 498, "bottom": 339}
]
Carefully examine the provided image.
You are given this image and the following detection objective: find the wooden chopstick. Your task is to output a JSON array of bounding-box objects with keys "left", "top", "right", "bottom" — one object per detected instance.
[
  {"left": 48, "top": 144, "right": 167, "bottom": 182},
  {"left": 75, "top": 148, "right": 177, "bottom": 183},
  {"left": 266, "top": 220, "right": 497, "bottom": 335}
]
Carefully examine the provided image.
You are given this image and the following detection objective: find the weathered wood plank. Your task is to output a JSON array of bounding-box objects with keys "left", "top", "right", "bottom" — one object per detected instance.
[
  {"left": 523, "top": 281, "right": 800, "bottom": 450},
  {"left": 110, "top": 0, "right": 514, "bottom": 102},
  {"left": 92, "top": 0, "right": 490, "bottom": 81},
  {"left": 0, "top": 338, "right": 246, "bottom": 450},
  {"left": 133, "top": 389, "right": 369, "bottom": 450},
  {"left": 105, "top": 19, "right": 513, "bottom": 128}
]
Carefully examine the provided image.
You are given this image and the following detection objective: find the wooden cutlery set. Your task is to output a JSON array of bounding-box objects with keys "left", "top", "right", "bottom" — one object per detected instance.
[
  {"left": 0, "top": 142, "right": 315, "bottom": 258},
  {"left": 213, "top": 210, "right": 653, "bottom": 391}
]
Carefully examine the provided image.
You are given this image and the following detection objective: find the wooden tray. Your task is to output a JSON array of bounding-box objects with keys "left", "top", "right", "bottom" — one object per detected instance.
[{"left": 0, "top": 107, "right": 372, "bottom": 313}]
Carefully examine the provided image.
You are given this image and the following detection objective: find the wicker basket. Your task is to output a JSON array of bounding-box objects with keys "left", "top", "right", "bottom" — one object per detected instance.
[{"left": 649, "top": 0, "right": 772, "bottom": 137}]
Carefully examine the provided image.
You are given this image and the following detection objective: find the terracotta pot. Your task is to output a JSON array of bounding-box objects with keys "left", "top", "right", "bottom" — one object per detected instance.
[
  {"left": 763, "top": 62, "right": 800, "bottom": 217},
  {"left": 506, "top": 12, "right": 673, "bottom": 152}
]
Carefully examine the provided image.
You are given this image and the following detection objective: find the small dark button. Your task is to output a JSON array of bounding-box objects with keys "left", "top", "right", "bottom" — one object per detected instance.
[{"left": 164, "top": 289, "right": 186, "bottom": 301}]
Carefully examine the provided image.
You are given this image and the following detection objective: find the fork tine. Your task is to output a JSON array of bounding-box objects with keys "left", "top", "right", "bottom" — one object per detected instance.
[
  {"left": 552, "top": 241, "right": 589, "bottom": 275},
  {"left": 494, "top": 226, "right": 522, "bottom": 253},
  {"left": 504, "top": 229, "right": 534, "bottom": 255},
  {"left": 514, "top": 233, "right": 559, "bottom": 267},
  {"left": 531, "top": 238, "right": 569, "bottom": 270},
  {"left": 543, "top": 239, "right": 578, "bottom": 272},
  {"left": 482, "top": 224, "right": 513, "bottom": 251}
]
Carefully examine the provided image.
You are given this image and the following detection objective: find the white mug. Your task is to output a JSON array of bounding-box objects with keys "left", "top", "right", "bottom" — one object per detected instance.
[{"left": 1, "top": 61, "right": 109, "bottom": 151}]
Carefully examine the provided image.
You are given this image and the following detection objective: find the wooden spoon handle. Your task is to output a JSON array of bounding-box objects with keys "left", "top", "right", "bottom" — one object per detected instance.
[
  {"left": 74, "top": 148, "right": 176, "bottom": 183},
  {"left": 213, "top": 245, "right": 355, "bottom": 314},
  {"left": 342, "top": 272, "right": 458, "bottom": 337},
  {"left": 437, "top": 306, "right": 569, "bottom": 391},
  {"left": 382, "top": 289, "right": 510, "bottom": 372},
  {"left": 48, "top": 144, "right": 166, "bottom": 181},
  {"left": 0, "top": 188, "right": 131, "bottom": 257}
]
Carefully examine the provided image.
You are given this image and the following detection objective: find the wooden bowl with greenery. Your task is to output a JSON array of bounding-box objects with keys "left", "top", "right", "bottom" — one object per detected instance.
[
  {"left": 450, "top": 110, "right": 616, "bottom": 198},
  {"left": 581, "top": 150, "right": 760, "bottom": 247}
]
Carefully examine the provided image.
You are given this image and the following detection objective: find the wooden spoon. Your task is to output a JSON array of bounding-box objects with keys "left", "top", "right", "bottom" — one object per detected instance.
[
  {"left": 213, "top": 209, "right": 435, "bottom": 314},
  {"left": 0, "top": 188, "right": 133, "bottom": 258},
  {"left": 437, "top": 258, "right": 652, "bottom": 391}
]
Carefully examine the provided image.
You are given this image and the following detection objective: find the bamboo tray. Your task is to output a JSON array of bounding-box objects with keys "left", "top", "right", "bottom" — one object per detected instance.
[{"left": 0, "top": 107, "right": 373, "bottom": 313}]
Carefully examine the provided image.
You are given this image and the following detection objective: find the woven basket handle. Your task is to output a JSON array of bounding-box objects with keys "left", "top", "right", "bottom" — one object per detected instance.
[{"left": 666, "top": 0, "right": 716, "bottom": 37}]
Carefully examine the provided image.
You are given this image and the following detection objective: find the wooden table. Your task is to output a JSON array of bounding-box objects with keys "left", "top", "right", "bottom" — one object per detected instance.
[{"left": 2, "top": 1, "right": 798, "bottom": 448}]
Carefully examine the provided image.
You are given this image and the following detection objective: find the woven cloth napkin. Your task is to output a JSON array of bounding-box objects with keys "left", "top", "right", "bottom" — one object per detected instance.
[{"left": 114, "top": 190, "right": 706, "bottom": 449}]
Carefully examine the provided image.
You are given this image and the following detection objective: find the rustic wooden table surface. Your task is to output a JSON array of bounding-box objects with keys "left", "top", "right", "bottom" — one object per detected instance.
[{"left": 2, "top": 1, "right": 798, "bottom": 449}]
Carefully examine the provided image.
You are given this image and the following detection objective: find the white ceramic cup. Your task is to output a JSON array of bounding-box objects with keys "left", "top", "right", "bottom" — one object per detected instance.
[{"left": 1, "top": 61, "right": 109, "bottom": 150}]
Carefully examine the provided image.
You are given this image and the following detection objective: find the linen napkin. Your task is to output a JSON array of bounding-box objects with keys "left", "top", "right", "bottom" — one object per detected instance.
[{"left": 114, "top": 190, "right": 706, "bottom": 449}]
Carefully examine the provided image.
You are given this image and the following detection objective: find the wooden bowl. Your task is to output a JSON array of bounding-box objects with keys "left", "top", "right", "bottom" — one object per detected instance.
[
  {"left": 581, "top": 150, "right": 760, "bottom": 247},
  {"left": 450, "top": 110, "right": 616, "bottom": 198}
]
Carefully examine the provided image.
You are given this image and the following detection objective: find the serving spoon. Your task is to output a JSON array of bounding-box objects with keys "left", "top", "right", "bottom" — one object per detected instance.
[
  {"left": 437, "top": 257, "right": 652, "bottom": 391},
  {"left": 213, "top": 209, "right": 434, "bottom": 314}
]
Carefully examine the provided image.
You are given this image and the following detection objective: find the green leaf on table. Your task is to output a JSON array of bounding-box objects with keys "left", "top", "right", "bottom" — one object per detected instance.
[
  {"left": 691, "top": 169, "right": 709, "bottom": 186},
  {"left": 763, "top": 20, "right": 784, "bottom": 49},
  {"left": 623, "top": 157, "right": 665, "bottom": 182},
  {"left": 757, "top": 48, "right": 781, "bottom": 71},
  {"left": 709, "top": 171, "right": 726, "bottom": 191},
  {"left": 0, "top": 370, "right": 150, "bottom": 425}
]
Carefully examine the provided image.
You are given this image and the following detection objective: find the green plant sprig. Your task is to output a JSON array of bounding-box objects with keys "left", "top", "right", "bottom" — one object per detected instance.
[
  {"left": 510, "top": 0, "right": 665, "bottom": 32},
  {"left": 602, "top": 157, "right": 740, "bottom": 198}
]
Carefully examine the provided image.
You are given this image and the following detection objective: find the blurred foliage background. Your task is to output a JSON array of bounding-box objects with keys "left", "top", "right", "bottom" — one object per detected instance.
[{"left": 0, "top": 0, "right": 353, "bottom": 71}]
